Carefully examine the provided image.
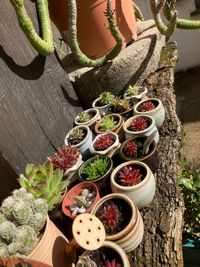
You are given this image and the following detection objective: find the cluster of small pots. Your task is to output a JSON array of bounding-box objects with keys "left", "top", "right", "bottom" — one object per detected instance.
[{"left": 59, "top": 88, "right": 166, "bottom": 265}]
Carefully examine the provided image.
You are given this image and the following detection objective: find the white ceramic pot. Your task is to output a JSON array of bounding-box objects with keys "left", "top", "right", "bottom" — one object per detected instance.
[
  {"left": 123, "top": 115, "right": 159, "bottom": 143},
  {"left": 64, "top": 125, "right": 94, "bottom": 158},
  {"left": 89, "top": 132, "right": 119, "bottom": 156},
  {"left": 91, "top": 193, "right": 144, "bottom": 252},
  {"left": 124, "top": 86, "right": 147, "bottom": 102},
  {"left": 134, "top": 98, "right": 165, "bottom": 128},
  {"left": 64, "top": 154, "right": 83, "bottom": 177},
  {"left": 92, "top": 97, "right": 111, "bottom": 116},
  {"left": 74, "top": 108, "right": 100, "bottom": 128},
  {"left": 77, "top": 241, "right": 131, "bottom": 267},
  {"left": 110, "top": 161, "right": 156, "bottom": 209}
]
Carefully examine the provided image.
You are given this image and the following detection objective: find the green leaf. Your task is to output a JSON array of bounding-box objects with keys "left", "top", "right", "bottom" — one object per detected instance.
[
  {"left": 18, "top": 175, "right": 29, "bottom": 188},
  {"left": 25, "top": 164, "right": 34, "bottom": 176},
  {"left": 193, "top": 170, "right": 200, "bottom": 187},
  {"left": 183, "top": 179, "right": 193, "bottom": 190}
]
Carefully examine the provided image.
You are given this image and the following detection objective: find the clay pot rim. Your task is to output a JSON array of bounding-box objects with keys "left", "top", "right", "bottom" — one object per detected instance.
[
  {"left": 92, "top": 97, "right": 112, "bottom": 109},
  {"left": 75, "top": 108, "right": 99, "bottom": 126},
  {"left": 110, "top": 161, "right": 151, "bottom": 191},
  {"left": 65, "top": 125, "right": 91, "bottom": 148},
  {"left": 94, "top": 113, "right": 123, "bottom": 134},
  {"left": 119, "top": 136, "right": 157, "bottom": 162},
  {"left": 64, "top": 153, "right": 83, "bottom": 176},
  {"left": 108, "top": 102, "right": 134, "bottom": 116},
  {"left": 91, "top": 193, "right": 137, "bottom": 241},
  {"left": 89, "top": 132, "right": 119, "bottom": 155},
  {"left": 78, "top": 155, "right": 113, "bottom": 183},
  {"left": 80, "top": 240, "right": 130, "bottom": 267},
  {"left": 134, "top": 98, "right": 163, "bottom": 114},
  {"left": 124, "top": 86, "right": 147, "bottom": 100},
  {"left": 62, "top": 181, "right": 100, "bottom": 219},
  {"left": 123, "top": 115, "right": 155, "bottom": 134}
]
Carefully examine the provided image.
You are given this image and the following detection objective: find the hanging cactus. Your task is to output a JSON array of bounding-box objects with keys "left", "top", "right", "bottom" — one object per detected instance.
[{"left": 1, "top": 196, "right": 15, "bottom": 220}]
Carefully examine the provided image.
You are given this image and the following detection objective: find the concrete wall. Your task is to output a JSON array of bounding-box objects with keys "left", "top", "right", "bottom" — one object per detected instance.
[{"left": 135, "top": 0, "right": 200, "bottom": 71}]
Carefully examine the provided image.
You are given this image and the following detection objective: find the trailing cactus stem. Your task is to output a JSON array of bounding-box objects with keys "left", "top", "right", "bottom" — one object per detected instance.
[
  {"left": 67, "top": 0, "right": 123, "bottom": 67},
  {"left": 163, "top": 3, "right": 200, "bottom": 29},
  {"left": 9, "top": 0, "right": 54, "bottom": 55},
  {"left": 150, "top": 0, "right": 177, "bottom": 40},
  {"left": 133, "top": 2, "right": 144, "bottom": 21}
]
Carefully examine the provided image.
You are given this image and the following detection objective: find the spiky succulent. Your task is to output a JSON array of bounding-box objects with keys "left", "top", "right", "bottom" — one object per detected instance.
[
  {"left": 139, "top": 101, "right": 155, "bottom": 112},
  {"left": 77, "top": 112, "right": 90, "bottom": 123},
  {"left": 0, "top": 189, "right": 48, "bottom": 257},
  {"left": 94, "top": 134, "right": 115, "bottom": 151},
  {"left": 48, "top": 144, "right": 80, "bottom": 172},
  {"left": 83, "top": 158, "right": 110, "bottom": 181},
  {"left": 125, "top": 85, "right": 139, "bottom": 97},
  {"left": 69, "top": 128, "right": 85, "bottom": 145},
  {"left": 119, "top": 166, "right": 142, "bottom": 186},
  {"left": 123, "top": 142, "right": 137, "bottom": 157},
  {"left": 19, "top": 161, "right": 68, "bottom": 210},
  {"left": 97, "top": 203, "right": 120, "bottom": 232},
  {"left": 130, "top": 117, "right": 148, "bottom": 132},
  {"left": 111, "top": 97, "right": 131, "bottom": 113},
  {"left": 98, "top": 91, "right": 114, "bottom": 105},
  {"left": 99, "top": 117, "right": 117, "bottom": 132},
  {"left": 106, "top": 259, "right": 121, "bottom": 267}
]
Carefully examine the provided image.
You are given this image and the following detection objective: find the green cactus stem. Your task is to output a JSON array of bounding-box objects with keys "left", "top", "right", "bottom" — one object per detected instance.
[
  {"left": 9, "top": 0, "right": 54, "bottom": 55},
  {"left": 150, "top": 0, "right": 178, "bottom": 41},
  {"left": 0, "top": 221, "right": 16, "bottom": 242},
  {"left": 163, "top": 1, "right": 200, "bottom": 29},
  {"left": 133, "top": 2, "right": 144, "bottom": 21},
  {"left": 13, "top": 200, "right": 33, "bottom": 225},
  {"left": 66, "top": 0, "right": 123, "bottom": 67}
]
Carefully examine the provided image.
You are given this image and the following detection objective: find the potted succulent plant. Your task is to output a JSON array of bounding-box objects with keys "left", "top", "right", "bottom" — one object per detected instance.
[
  {"left": 47, "top": 144, "right": 82, "bottom": 178},
  {"left": 134, "top": 98, "right": 165, "bottom": 128},
  {"left": 110, "top": 161, "right": 156, "bottom": 209},
  {"left": 0, "top": 258, "right": 51, "bottom": 267},
  {"left": 92, "top": 91, "right": 115, "bottom": 116},
  {"left": 123, "top": 85, "right": 147, "bottom": 102},
  {"left": 76, "top": 241, "right": 130, "bottom": 267},
  {"left": 90, "top": 132, "right": 120, "bottom": 157},
  {"left": 19, "top": 161, "right": 69, "bottom": 211},
  {"left": 91, "top": 193, "right": 144, "bottom": 252},
  {"left": 94, "top": 114, "right": 124, "bottom": 139},
  {"left": 119, "top": 136, "right": 159, "bottom": 173},
  {"left": 74, "top": 108, "right": 101, "bottom": 129},
  {"left": 123, "top": 115, "right": 159, "bottom": 143},
  {"left": 65, "top": 125, "right": 94, "bottom": 158},
  {"left": 108, "top": 97, "right": 134, "bottom": 120},
  {"left": 78, "top": 156, "right": 113, "bottom": 190},
  {"left": 62, "top": 181, "right": 100, "bottom": 219},
  {"left": 0, "top": 188, "right": 69, "bottom": 267}
]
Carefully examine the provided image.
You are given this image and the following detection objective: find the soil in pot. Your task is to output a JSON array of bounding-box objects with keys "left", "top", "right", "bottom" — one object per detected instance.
[
  {"left": 85, "top": 246, "right": 123, "bottom": 267},
  {"left": 114, "top": 164, "right": 147, "bottom": 187},
  {"left": 137, "top": 100, "right": 159, "bottom": 112},
  {"left": 128, "top": 116, "right": 151, "bottom": 132},
  {"left": 68, "top": 127, "right": 87, "bottom": 146},
  {"left": 95, "top": 198, "right": 132, "bottom": 236}
]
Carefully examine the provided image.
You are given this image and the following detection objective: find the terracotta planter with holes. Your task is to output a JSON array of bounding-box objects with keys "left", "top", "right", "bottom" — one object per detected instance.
[{"left": 48, "top": 0, "right": 137, "bottom": 59}]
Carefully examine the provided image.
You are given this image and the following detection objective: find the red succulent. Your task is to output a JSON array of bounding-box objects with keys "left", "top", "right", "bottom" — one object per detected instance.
[
  {"left": 119, "top": 166, "right": 142, "bottom": 186},
  {"left": 123, "top": 141, "right": 137, "bottom": 157},
  {"left": 139, "top": 101, "right": 155, "bottom": 112},
  {"left": 97, "top": 204, "right": 120, "bottom": 231},
  {"left": 48, "top": 144, "right": 80, "bottom": 172},
  {"left": 130, "top": 117, "right": 148, "bottom": 131},
  {"left": 94, "top": 134, "right": 115, "bottom": 151},
  {"left": 106, "top": 259, "right": 121, "bottom": 267}
]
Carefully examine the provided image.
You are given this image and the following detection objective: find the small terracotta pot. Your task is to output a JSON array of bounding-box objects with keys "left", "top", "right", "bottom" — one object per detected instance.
[
  {"left": 91, "top": 193, "right": 144, "bottom": 252},
  {"left": 78, "top": 240, "right": 130, "bottom": 267},
  {"left": 119, "top": 136, "right": 159, "bottom": 173},
  {"left": 94, "top": 114, "right": 124, "bottom": 141},
  {"left": 134, "top": 98, "right": 165, "bottom": 128},
  {"left": 123, "top": 115, "right": 159, "bottom": 143},
  {"left": 0, "top": 258, "right": 51, "bottom": 267},
  {"left": 65, "top": 125, "right": 94, "bottom": 158},
  {"left": 78, "top": 156, "right": 113, "bottom": 190},
  {"left": 110, "top": 161, "right": 156, "bottom": 209},
  {"left": 74, "top": 108, "right": 100, "bottom": 130},
  {"left": 48, "top": 0, "right": 137, "bottom": 59},
  {"left": 89, "top": 132, "right": 120, "bottom": 156},
  {"left": 62, "top": 181, "right": 100, "bottom": 219}
]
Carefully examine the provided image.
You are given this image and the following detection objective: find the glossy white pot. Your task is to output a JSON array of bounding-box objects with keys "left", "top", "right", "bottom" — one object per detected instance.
[{"left": 74, "top": 108, "right": 100, "bottom": 129}]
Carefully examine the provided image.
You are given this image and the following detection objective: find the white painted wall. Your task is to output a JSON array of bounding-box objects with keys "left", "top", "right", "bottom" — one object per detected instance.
[{"left": 135, "top": 0, "right": 200, "bottom": 71}]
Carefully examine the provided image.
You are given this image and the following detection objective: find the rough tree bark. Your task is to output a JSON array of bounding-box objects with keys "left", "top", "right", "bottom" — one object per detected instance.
[{"left": 131, "top": 42, "right": 184, "bottom": 267}]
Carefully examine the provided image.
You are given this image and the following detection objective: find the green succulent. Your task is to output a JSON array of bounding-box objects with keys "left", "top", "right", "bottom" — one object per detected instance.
[
  {"left": 99, "top": 91, "right": 114, "bottom": 105},
  {"left": 83, "top": 158, "right": 110, "bottom": 181},
  {"left": 78, "top": 112, "right": 90, "bottom": 123},
  {"left": 111, "top": 97, "right": 131, "bottom": 113},
  {"left": 19, "top": 161, "right": 69, "bottom": 210},
  {"left": 0, "top": 189, "right": 48, "bottom": 257},
  {"left": 99, "top": 116, "right": 117, "bottom": 132},
  {"left": 125, "top": 85, "right": 139, "bottom": 96},
  {"left": 69, "top": 128, "right": 85, "bottom": 145}
]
